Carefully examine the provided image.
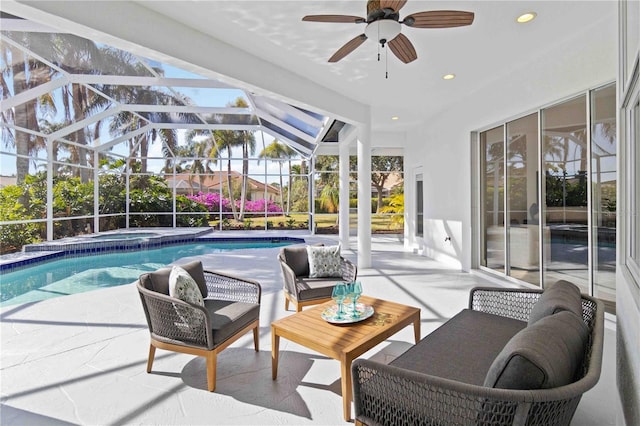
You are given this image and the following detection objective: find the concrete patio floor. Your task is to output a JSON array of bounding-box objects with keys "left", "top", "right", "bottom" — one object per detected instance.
[{"left": 1, "top": 233, "right": 623, "bottom": 425}]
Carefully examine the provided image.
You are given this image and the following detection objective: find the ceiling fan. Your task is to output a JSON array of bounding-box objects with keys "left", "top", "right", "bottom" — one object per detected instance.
[{"left": 302, "top": 0, "right": 474, "bottom": 64}]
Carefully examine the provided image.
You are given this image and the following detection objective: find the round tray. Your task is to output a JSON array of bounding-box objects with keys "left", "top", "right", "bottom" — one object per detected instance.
[{"left": 321, "top": 303, "right": 374, "bottom": 324}]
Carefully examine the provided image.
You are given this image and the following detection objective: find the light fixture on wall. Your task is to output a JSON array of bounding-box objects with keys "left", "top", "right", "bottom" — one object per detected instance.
[
  {"left": 443, "top": 74, "right": 456, "bottom": 80},
  {"left": 516, "top": 12, "right": 537, "bottom": 23}
]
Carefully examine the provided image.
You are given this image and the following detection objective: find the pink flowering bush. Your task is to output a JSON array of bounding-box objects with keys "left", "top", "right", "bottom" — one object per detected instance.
[
  {"left": 187, "top": 192, "right": 282, "bottom": 213},
  {"left": 242, "top": 199, "right": 283, "bottom": 213},
  {"left": 187, "top": 192, "right": 231, "bottom": 212}
]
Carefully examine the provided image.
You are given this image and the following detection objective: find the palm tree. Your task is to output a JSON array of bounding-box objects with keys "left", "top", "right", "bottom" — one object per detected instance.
[
  {"left": 184, "top": 129, "right": 218, "bottom": 195},
  {"left": 1, "top": 34, "right": 55, "bottom": 185},
  {"left": 212, "top": 128, "right": 243, "bottom": 220},
  {"left": 213, "top": 97, "right": 256, "bottom": 221},
  {"left": 258, "top": 139, "right": 297, "bottom": 213}
]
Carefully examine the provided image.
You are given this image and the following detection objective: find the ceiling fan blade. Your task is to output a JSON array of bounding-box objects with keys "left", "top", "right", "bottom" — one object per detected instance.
[
  {"left": 403, "top": 10, "right": 475, "bottom": 28},
  {"left": 328, "top": 34, "right": 368, "bottom": 62},
  {"left": 380, "top": 0, "right": 408, "bottom": 12},
  {"left": 302, "top": 15, "right": 366, "bottom": 24},
  {"left": 388, "top": 33, "right": 417, "bottom": 64}
]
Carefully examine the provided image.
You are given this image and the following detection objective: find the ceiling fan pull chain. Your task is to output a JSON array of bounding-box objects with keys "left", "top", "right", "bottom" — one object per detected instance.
[
  {"left": 377, "top": 24, "right": 381, "bottom": 61},
  {"left": 385, "top": 45, "right": 389, "bottom": 79}
]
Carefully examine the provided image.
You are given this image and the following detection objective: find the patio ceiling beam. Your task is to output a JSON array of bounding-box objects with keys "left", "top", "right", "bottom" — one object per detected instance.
[
  {"left": 146, "top": 123, "right": 260, "bottom": 131},
  {"left": 46, "top": 106, "right": 122, "bottom": 141},
  {"left": 255, "top": 111, "right": 316, "bottom": 144},
  {"left": 95, "top": 124, "right": 153, "bottom": 152},
  {"left": 255, "top": 96, "right": 325, "bottom": 128},
  {"left": 118, "top": 105, "right": 254, "bottom": 115},
  {"left": 0, "top": 73, "right": 69, "bottom": 113},
  {"left": 68, "top": 74, "right": 234, "bottom": 89},
  {"left": 260, "top": 128, "right": 312, "bottom": 157}
]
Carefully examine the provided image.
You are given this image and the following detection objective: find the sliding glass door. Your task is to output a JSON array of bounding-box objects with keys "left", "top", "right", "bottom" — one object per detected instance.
[
  {"left": 478, "top": 83, "right": 616, "bottom": 312},
  {"left": 507, "top": 113, "right": 540, "bottom": 285},
  {"left": 541, "top": 95, "right": 589, "bottom": 294},
  {"left": 481, "top": 126, "right": 505, "bottom": 273}
]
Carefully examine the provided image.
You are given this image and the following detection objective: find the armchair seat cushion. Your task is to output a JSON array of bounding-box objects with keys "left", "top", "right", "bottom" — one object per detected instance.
[
  {"left": 390, "top": 309, "right": 526, "bottom": 386},
  {"left": 205, "top": 299, "right": 260, "bottom": 346},
  {"left": 294, "top": 276, "right": 342, "bottom": 301}
]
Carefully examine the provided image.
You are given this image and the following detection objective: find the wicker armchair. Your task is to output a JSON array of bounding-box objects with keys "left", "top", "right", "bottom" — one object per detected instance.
[
  {"left": 352, "top": 287, "right": 604, "bottom": 426},
  {"left": 137, "top": 260, "right": 261, "bottom": 392},
  {"left": 278, "top": 245, "right": 357, "bottom": 312}
]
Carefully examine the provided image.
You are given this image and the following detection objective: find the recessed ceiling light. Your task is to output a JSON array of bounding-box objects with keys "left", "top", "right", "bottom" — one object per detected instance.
[
  {"left": 517, "top": 12, "right": 537, "bottom": 23},
  {"left": 443, "top": 74, "right": 456, "bottom": 80},
  {"left": 391, "top": 116, "right": 399, "bottom": 121}
]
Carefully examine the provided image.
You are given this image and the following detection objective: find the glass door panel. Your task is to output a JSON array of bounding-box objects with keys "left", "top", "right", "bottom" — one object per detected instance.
[
  {"left": 541, "top": 95, "right": 589, "bottom": 293},
  {"left": 481, "top": 126, "right": 505, "bottom": 272},
  {"left": 506, "top": 113, "right": 540, "bottom": 285},
  {"left": 591, "top": 84, "right": 617, "bottom": 313}
]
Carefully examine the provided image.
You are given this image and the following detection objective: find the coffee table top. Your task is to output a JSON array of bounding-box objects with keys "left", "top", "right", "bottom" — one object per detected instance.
[{"left": 271, "top": 295, "right": 420, "bottom": 359}]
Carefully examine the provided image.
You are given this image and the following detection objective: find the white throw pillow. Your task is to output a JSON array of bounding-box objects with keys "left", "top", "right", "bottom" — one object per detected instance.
[
  {"left": 169, "top": 265, "right": 205, "bottom": 329},
  {"left": 307, "top": 244, "right": 342, "bottom": 278}
]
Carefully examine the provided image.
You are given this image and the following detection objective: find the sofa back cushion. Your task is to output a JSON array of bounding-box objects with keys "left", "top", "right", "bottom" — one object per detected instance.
[
  {"left": 281, "top": 244, "right": 323, "bottom": 277},
  {"left": 528, "top": 280, "right": 583, "bottom": 325},
  {"left": 139, "top": 260, "right": 207, "bottom": 298},
  {"left": 484, "top": 310, "right": 589, "bottom": 390}
]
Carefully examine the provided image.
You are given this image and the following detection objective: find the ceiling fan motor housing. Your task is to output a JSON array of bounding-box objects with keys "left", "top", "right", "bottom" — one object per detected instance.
[{"left": 365, "top": 19, "right": 401, "bottom": 46}]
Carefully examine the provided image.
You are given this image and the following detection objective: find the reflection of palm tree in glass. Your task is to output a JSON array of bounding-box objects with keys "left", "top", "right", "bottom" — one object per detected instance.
[{"left": 331, "top": 283, "right": 347, "bottom": 320}]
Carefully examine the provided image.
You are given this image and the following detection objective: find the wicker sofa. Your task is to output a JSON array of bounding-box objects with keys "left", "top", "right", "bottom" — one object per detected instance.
[{"left": 352, "top": 281, "right": 605, "bottom": 426}]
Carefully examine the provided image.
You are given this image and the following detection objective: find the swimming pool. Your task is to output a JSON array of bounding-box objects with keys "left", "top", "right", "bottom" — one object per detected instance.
[{"left": 0, "top": 239, "right": 298, "bottom": 307}]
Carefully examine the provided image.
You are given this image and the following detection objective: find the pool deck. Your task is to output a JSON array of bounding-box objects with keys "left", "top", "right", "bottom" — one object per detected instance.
[{"left": 0, "top": 233, "right": 623, "bottom": 425}]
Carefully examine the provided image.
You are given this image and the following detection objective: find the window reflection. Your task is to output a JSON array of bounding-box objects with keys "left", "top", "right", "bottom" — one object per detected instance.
[
  {"left": 481, "top": 126, "right": 505, "bottom": 272},
  {"left": 507, "top": 113, "right": 540, "bottom": 285}
]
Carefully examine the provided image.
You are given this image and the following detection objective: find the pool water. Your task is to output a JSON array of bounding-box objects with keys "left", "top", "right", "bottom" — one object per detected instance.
[{"left": 0, "top": 241, "right": 293, "bottom": 307}]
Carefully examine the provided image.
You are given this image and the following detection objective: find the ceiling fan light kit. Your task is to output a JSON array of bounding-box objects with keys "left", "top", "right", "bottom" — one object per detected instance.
[
  {"left": 365, "top": 19, "right": 401, "bottom": 46},
  {"left": 302, "top": 0, "right": 475, "bottom": 69}
]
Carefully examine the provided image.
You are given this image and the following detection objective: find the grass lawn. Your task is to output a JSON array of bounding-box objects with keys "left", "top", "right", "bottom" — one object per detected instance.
[{"left": 208, "top": 213, "right": 403, "bottom": 232}]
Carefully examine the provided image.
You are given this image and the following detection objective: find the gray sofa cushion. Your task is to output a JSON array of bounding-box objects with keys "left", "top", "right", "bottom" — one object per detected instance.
[
  {"left": 139, "top": 260, "right": 207, "bottom": 297},
  {"left": 484, "top": 310, "right": 589, "bottom": 390},
  {"left": 390, "top": 309, "right": 527, "bottom": 386},
  {"left": 204, "top": 299, "right": 260, "bottom": 346},
  {"left": 528, "top": 280, "right": 582, "bottom": 325}
]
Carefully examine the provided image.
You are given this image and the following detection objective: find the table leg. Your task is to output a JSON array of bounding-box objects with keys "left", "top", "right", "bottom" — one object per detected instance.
[
  {"left": 413, "top": 312, "right": 421, "bottom": 344},
  {"left": 271, "top": 327, "right": 280, "bottom": 380},
  {"left": 340, "top": 354, "right": 354, "bottom": 421}
]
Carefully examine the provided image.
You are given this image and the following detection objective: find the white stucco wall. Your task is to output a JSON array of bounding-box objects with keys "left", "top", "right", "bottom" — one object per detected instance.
[{"left": 403, "top": 6, "right": 617, "bottom": 271}]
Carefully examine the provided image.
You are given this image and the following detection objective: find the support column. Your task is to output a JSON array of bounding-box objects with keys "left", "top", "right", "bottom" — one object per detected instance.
[
  {"left": 357, "top": 123, "right": 372, "bottom": 268},
  {"left": 339, "top": 137, "right": 350, "bottom": 248},
  {"left": 93, "top": 150, "right": 99, "bottom": 233},
  {"left": 46, "top": 137, "right": 53, "bottom": 241}
]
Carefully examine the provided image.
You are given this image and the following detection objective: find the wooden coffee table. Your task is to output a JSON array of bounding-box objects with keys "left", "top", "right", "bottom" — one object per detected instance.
[{"left": 271, "top": 295, "right": 420, "bottom": 421}]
